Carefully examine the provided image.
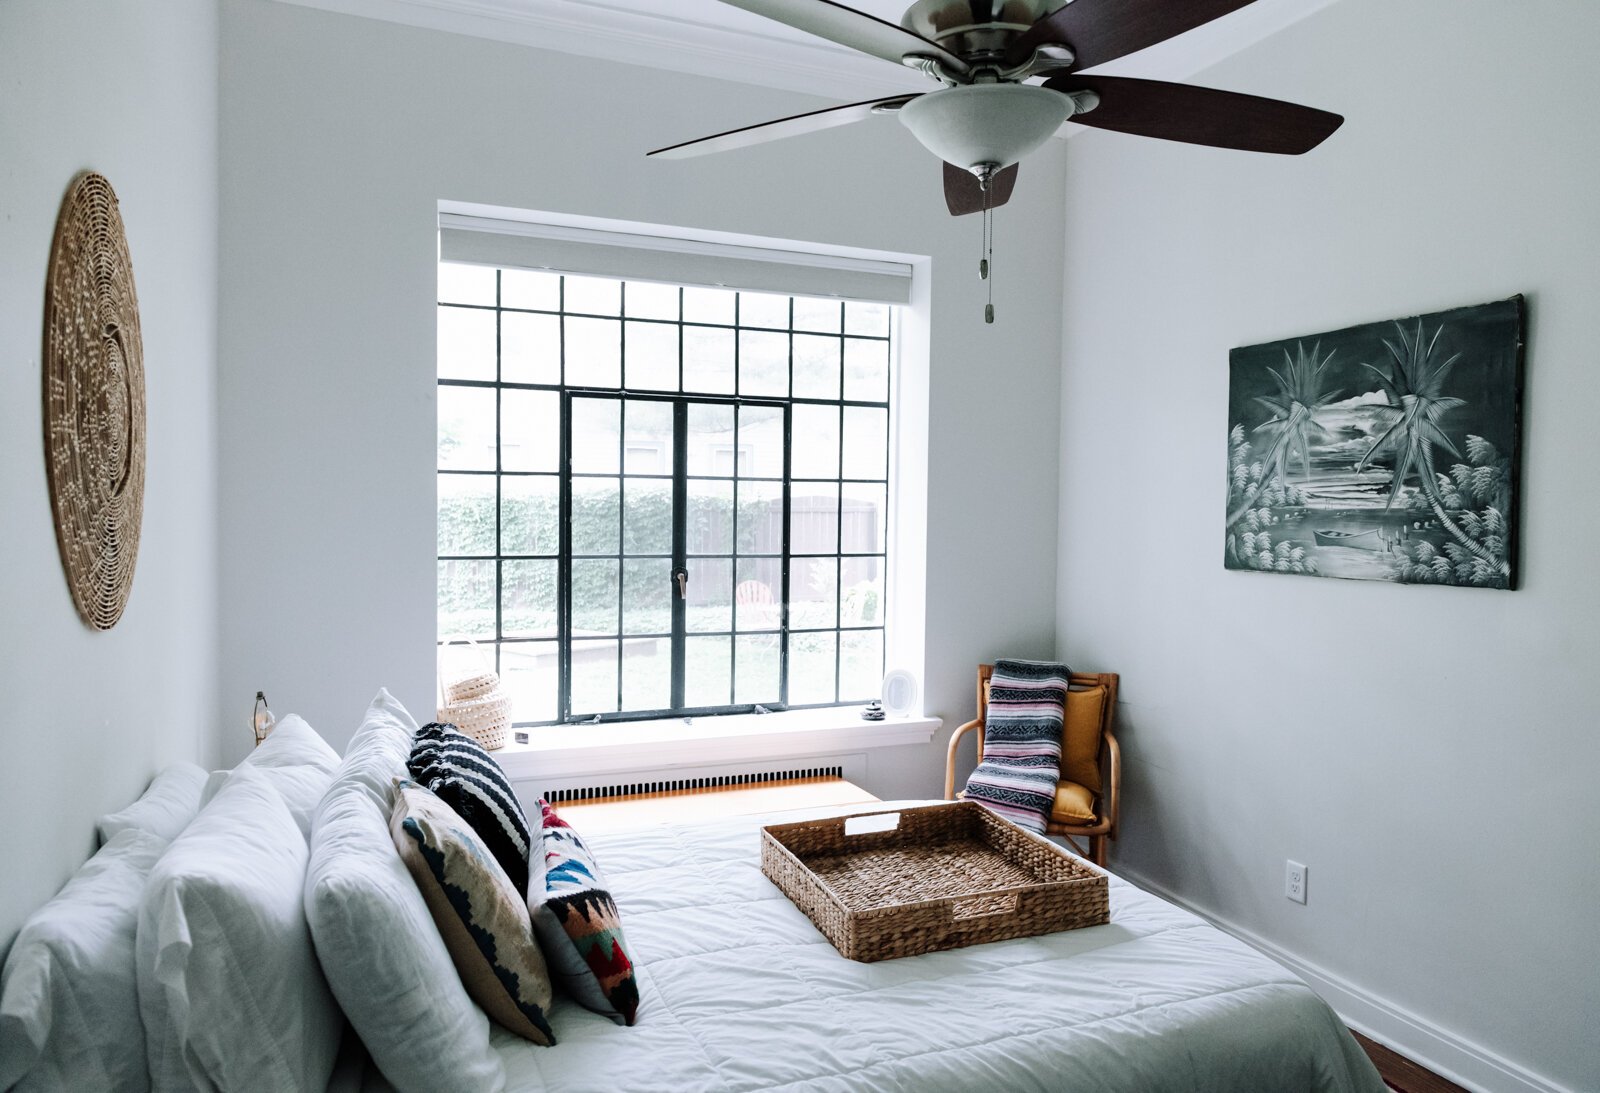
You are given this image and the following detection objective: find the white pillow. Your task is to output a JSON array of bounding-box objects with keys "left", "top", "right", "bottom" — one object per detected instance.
[
  {"left": 136, "top": 765, "right": 343, "bottom": 1092},
  {"left": 0, "top": 828, "right": 168, "bottom": 1092},
  {"left": 202, "top": 714, "right": 340, "bottom": 839},
  {"left": 95, "top": 762, "right": 208, "bottom": 845},
  {"left": 305, "top": 689, "right": 506, "bottom": 1092}
]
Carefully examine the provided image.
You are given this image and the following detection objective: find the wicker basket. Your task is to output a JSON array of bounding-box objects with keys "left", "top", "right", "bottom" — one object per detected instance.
[
  {"left": 437, "top": 641, "right": 511, "bottom": 750},
  {"left": 761, "top": 801, "right": 1108, "bottom": 962}
]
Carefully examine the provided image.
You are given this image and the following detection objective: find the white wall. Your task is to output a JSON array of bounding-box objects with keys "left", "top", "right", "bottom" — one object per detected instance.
[
  {"left": 1055, "top": 2, "right": 1599, "bottom": 1090},
  {"left": 0, "top": 0, "right": 220, "bottom": 950},
  {"left": 215, "top": 0, "right": 1066, "bottom": 794}
]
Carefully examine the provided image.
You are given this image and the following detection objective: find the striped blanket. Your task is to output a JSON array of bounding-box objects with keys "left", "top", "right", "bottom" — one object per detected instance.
[{"left": 962, "top": 659, "right": 1070, "bottom": 833}]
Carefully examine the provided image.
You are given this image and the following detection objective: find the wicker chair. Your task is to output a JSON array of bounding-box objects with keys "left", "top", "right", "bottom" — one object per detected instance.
[{"left": 943, "top": 665, "right": 1121, "bottom": 866}]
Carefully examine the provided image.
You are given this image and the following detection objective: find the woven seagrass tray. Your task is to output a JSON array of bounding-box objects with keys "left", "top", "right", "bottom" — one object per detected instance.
[{"left": 761, "top": 801, "right": 1108, "bottom": 962}]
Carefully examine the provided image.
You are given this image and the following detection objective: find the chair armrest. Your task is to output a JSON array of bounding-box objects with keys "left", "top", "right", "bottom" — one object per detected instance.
[
  {"left": 943, "top": 718, "right": 983, "bottom": 800},
  {"left": 1103, "top": 727, "right": 1121, "bottom": 832}
]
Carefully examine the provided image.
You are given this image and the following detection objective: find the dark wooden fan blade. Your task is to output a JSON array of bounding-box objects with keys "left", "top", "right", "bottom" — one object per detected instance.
[
  {"left": 1048, "top": 75, "right": 1343, "bottom": 154},
  {"left": 1007, "top": 0, "right": 1258, "bottom": 71},
  {"left": 649, "top": 95, "right": 918, "bottom": 160},
  {"left": 713, "top": 0, "right": 968, "bottom": 74},
  {"left": 943, "top": 162, "right": 1019, "bottom": 216}
]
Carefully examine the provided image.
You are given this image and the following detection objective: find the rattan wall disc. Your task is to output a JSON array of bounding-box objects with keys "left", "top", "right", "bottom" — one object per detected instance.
[{"left": 43, "top": 172, "right": 145, "bottom": 630}]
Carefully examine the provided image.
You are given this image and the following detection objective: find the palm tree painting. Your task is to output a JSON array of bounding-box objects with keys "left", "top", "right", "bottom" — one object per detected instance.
[{"left": 1225, "top": 296, "right": 1524, "bottom": 588}]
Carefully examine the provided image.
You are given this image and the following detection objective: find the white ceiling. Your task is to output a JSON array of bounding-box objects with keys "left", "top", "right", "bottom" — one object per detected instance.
[{"left": 270, "top": 0, "right": 1337, "bottom": 101}]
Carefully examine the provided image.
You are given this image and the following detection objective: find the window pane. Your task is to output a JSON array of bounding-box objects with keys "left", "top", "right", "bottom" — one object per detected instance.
[
  {"left": 501, "top": 559, "right": 557, "bottom": 638},
  {"left": 571, "top": 478, "right": 620, "bottom": 555},
  {"left": 686, "top": 479, "right": 733, "bottom": 555},
  {"left": 501, "top": 475, "right": 559, "bottom": 556},
  {"left": 839, "top": 630, "right": 884, "bottom": 702},
  {"left": 687, "top": 403, "right": 736, "bottom": 476},
  {"left": 685, "top": 636, "right": 731, "bottom": 707},
  {"left": 788, "top": 631, "right": 837, "bottom": 705},
  {"left": 736, "top": 481, "right": 782, "bottom": 555},
  {"left": 438, "top": 559, "right": 494, "bottom": 640},
  {"left": 623, "top": 480, "right": 672, "bottom": 555},
  {"left": 683, "top": 327, "right": 735, "bottom": 394},
  {"left": 840, "top": 556, "right": 883, "bottom": 626},
  {"left": 625, "top": 282, "right": 679, "bottom": 321},
  {"left": 843, "top": 336, "right": 890, "bottom": 403},
  {"left": 734, "top": 635, "right": 780, "bottom": 704},
  {"left": 502, "top": 311, "right": 560, "bottom": 386},
  {"left": 790, "top": 404, "right": 840, "bottom": 479},
  {"left": 738, "top": 330, "right": 788, "bottom": 398},
  {"left": 686, "top": 557, "right": 732, "bottom": 632},
  {"left": 790, "top": 483, "right": 839, "bottom": 554},
  {"left": 570, "top": 639, "right": 619, "bottom": 715},
  {"left": 438, "top": 473, "right": 495, "bottom": 556},
  {"left": 501, "top": 641, "right": 558, "bottom": 723},
  {"left": 501, "top": 268, "right": 560, "bottom": 311},
  {"left": 439, "top": 385, "right": 496, "bottom": 471},
  {"left": 789, "top": 556, "right": 838, "bottom": 629},
  {"left": 793, "top": 297, "right": 841, "bottom": 334},
  {"left": 571, "top": 558, "right": 619, "bottom": 634},
  {"left": 571, "top": 399, "right": 620, "bottom": 474},
  {"left": 439, "top": 263, "right": 496, "bottom": 307},
  {"left": 735, "top": 558, "right": 781, "bottom": 631},
  {"left": 438, "top": 306, "right": 496, "bottom": 381},
  {"left": 842, "top": 406, "right": 889, "bottom": 480},
  {"left": 793, "top": 334, "right": 841, "bottom": 400},
  {"left": 683, "top": 286, "right": 736, "bottom": 325},
  {"left": 566, "top": 316, "right": 621, "bottom": 387},
  {"left": 622, "top": 559, "right": 671, "bottom": 635},
  {"left": 738, "top": 405, "right": 785, "bottom": 478},
  {"left": 739, "top": 291, "right": 789, "bottom": 329},
  {"left": 565, "top": 275, "right": 621, "bottom": 316},
  {"left": 845, "top": 300, "right": 890, "bottom": 337},
  {"left": 621, "top": 637, "right": 671, "bottom": 712},
  {"left": 624, "top": 400, "right": 673, "bottom": 475},
  {"left": 500, "top": 388, "right": 558, "bottom": 472},
  {"left": 840, "top": 481, "right": 887, "bottom": 555},
  {"left": 625, "top": 321, "right": 678, "bottom": 391}
]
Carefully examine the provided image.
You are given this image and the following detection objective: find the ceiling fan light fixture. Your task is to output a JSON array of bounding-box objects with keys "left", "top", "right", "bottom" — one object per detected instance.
[{"left": 898, "top": 83, "right": 1071, "bottom": 173}]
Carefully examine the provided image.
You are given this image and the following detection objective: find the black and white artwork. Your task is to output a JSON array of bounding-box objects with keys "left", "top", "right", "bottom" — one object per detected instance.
[{"left": 1224, "top": 296, "right": 1524, "bottom": 589}]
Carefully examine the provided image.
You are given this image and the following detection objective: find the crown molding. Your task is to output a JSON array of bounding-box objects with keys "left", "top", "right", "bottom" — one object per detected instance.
[{"left": 266, "top": 0, "right": 929, "bottom": 100}]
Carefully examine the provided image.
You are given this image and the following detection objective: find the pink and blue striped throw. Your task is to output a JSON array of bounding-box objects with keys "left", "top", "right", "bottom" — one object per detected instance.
[{"left": 962, "top": 659, "right": 1070, "bottom": 833}]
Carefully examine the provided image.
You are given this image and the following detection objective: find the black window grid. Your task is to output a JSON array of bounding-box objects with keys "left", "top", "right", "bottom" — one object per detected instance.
[{"left": 437, "top": 271, "right": 891, "bottom": 727}]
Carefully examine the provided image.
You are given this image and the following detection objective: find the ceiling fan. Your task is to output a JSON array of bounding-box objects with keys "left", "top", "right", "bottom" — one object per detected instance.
[{"left": 648, "top": 0, "right": 1343, "bottom": 320}]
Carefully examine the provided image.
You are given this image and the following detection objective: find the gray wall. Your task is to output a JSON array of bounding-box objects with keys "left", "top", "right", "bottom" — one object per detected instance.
[
  {"left": 0, "top": 0, "right": 220, "bottom": 950},
  {"left": 1055, "top": 2, "right": 1599, "bottom": 1090},
  {"left": 216, "top": 0, "right": 1066, "bottom": 794}
]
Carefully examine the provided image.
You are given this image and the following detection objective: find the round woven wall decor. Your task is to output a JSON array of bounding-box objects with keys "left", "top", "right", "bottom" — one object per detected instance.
[{"left": 42, "top": 171, "right": 145, "bottom": 630}]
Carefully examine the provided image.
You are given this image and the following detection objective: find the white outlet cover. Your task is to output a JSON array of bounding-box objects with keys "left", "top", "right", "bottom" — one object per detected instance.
[{"left": 1285, "top": 860, "right": 1308, "bottom": 904}]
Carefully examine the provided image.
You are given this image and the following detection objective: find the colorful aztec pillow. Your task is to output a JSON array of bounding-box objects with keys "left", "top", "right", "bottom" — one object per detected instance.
[
  {"left": 389, "top": 779, "right": 556, "bottom": 1045},
  {"left": 408, "top": 722, "right": 532, "bottom": 896},
  {"left": 529, "top": 801, "right": 640, "bottom": 1026}
]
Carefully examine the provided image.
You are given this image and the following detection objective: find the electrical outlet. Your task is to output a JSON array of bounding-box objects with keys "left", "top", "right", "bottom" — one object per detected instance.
[{"left": 1285, "top": 860, "right": 1307, "bottom": 904}]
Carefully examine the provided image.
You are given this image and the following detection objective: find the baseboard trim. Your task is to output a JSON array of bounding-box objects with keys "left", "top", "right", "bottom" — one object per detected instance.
[{"left": 1113, "top": 865, "right": 1574, "bottom": 1093}]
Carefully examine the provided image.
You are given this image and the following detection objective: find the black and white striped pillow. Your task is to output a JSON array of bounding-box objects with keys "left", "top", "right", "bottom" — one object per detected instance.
[{"left": 407, "top": 723, "right": 531, "bottom": 895}]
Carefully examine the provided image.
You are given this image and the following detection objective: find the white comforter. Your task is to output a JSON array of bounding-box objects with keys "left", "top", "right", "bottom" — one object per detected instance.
[{"left": 357, "top": 802, "right": 1385, "bottom": 1093}]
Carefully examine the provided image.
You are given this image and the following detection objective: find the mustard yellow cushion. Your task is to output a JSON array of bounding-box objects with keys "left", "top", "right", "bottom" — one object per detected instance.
[
  {"left": 1061, "top": 685, "right": 1106, "bottom": 796},
  {"left": 1050, "top": 780, "right": 1098, "bottom": 825}
]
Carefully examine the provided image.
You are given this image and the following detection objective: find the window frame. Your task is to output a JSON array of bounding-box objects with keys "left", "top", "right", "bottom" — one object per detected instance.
[{"left": 437, "top": 266, "right": 895, "bottom": 728}]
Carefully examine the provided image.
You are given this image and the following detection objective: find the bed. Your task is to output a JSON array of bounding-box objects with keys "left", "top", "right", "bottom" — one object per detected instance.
[{"left": 2, "top": 694, "right": 1386, "bottom": 1093}]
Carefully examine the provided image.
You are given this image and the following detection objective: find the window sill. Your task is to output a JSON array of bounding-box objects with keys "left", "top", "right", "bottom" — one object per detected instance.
[{"left": 490, "top": 706, "right": 940, "bottom": 783}]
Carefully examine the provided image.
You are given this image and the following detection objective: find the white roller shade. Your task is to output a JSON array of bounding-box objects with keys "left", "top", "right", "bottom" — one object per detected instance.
[{"left": 439, "top": 213, "right": 912, "bottom": 305}]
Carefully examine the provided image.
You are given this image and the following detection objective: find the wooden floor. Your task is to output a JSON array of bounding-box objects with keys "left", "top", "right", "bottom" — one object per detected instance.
[
  {"left": 552, "top": 776, "right": 881, "bottom": 834},
  {"left": 1354, "top": 1032, "right": 1469, "bottom": 1093}
]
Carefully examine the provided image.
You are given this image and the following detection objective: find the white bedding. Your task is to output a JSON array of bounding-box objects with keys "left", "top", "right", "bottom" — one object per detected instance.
[{"left": 352, "top": 801, "right": 1385, "bottom": 1093}]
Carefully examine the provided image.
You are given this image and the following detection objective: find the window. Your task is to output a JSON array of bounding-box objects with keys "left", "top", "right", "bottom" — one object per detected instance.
[{"left": 437, "top": 262, "right": 895, "bottom": 726}]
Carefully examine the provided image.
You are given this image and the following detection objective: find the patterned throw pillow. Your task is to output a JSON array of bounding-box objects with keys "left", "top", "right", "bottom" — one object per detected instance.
[
  {"left": 529, "top": 801, "right": 639, "bottom": 1026},
  {"left": 408, "top": 722, "right": 531, "bottom": 896},
  {"left": 389, "top": 779, "right": 556, "bottom": 1045}
]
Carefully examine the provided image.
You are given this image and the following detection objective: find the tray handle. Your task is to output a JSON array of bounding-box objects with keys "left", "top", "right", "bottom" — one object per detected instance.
[{"left": 844, "top": 812, "right": 901, "bottom": 837}]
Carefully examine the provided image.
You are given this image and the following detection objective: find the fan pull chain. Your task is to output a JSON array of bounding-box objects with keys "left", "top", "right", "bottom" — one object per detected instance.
[{"left": 982, "top": 183, "right": 995, "bottom": 324}]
